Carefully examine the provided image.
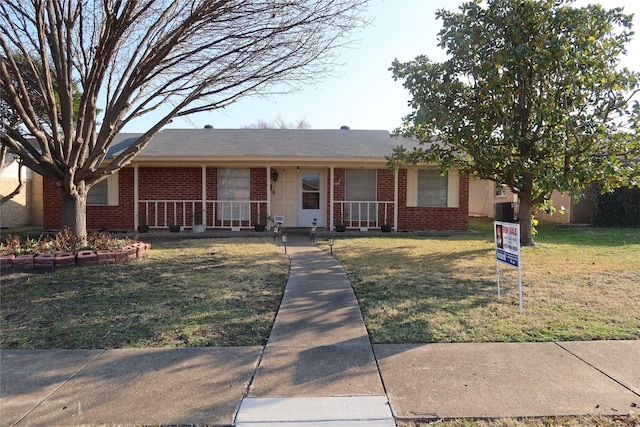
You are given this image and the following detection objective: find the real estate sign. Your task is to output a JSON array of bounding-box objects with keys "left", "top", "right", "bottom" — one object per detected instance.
[
  {"left": 494, "top": 221, "right": 520, "bottom": 268},
  {"left": 494, "top": 221, "right": 523, "bottom": 313}
]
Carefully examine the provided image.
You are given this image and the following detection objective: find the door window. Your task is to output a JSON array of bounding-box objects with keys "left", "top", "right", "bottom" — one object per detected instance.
[{"left": 301, "top": 173, "right": 320, "bottom": 210}]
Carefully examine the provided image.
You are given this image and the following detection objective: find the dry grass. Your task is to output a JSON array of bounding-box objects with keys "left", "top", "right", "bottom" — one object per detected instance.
[
  {"left": 320, "top": 220, "right": 640, "bottom": 343},
  {"left": 1, "top": 237, "right": 288, "bottom": 349},
  {"left": 398, "top": 414, "right": 639, "bottom": 426}
]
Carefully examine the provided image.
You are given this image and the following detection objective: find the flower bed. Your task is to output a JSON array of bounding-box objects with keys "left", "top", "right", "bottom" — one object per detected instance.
[
  {"left": 0, "top": 229, "right": 151, "bottom": 270},
  {"left": 0, "top": 242, "right": 150, "bottom": 270}
]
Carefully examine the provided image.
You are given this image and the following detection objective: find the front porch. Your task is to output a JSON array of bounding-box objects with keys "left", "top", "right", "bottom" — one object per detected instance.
[
  {"left": 135, "top": 199, "right": 397, "bottom": 232},
  {"left": 134, "top": 166, "right": 399, "bottom": 232}
]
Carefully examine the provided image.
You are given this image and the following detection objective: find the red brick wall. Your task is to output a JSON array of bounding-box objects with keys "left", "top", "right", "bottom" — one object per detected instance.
[
  {"left": 395, "top": 169, "right": 469, "bottom": 231},
  {"left": 43, "top": 168, "right": 135, "bottom": 229},
  {"left": 328, "top": 168, "right": 346, "bottom": 223},
  {"left": 377, "top": 168, "right": 395, "bottom": 224},
  {"left": 325, "top": 168, "right": 469, "bottom": 231},
  {"left": 138, "top": 167, "right": 202, "bottom": 200},
  {"left": 88, "top": 167, "right": 135, "bottom": 229},
  {"left": 206, "top": 168, "right": 218, "bottom": 200},
  {"left": 138, "top": 167, "right": 204, "bottom": 226},
  {"left": 42, "top": 178, "right": 61, "bottom": 229},
  {"left": 43, "top": 165, "right": 469, "bottom": 231},
  {"left": 251, "top": 168, "right": 268, "bottom": 223}
]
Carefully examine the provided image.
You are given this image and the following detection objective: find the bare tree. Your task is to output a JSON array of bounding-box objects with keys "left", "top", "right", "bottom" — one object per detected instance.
[
  {"left": 0, "top": 0, "right": 369, "bottom": 241},
  {"left": 243, "top": 115, "right": 311, "bottom": 129},
  {"left": 0, "top": 147, "right": 24, "bottom": 205}
]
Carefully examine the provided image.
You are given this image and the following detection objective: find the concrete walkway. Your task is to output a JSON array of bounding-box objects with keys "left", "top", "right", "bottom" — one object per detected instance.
[
  {"left": 1, "top": 235, "right": 639, "bottom": 426},
  {"left": 234, "top": 235, "right": 394, "bottom": 426}
]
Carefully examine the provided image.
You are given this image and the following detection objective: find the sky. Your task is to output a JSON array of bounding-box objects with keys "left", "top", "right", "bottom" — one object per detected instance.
[{"left": 121, "top": 0, "right": 640, "bottom": 134}]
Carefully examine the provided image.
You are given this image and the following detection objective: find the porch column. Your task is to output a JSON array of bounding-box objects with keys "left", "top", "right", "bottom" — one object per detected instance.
[
  {"left": 267, "top": 166, "right": 272, "bottom": 223},
  {"left": 134, "top": 166, "right": 139, "bottom": 228},
  {"left": 202, "top": 166, "right": 207, "bottom": 226},
  {"left": 330, "top": 166, "right": 335, "bottom": 231},
  {"left": 394, "top": 168, "right": 399, "bottom": 231}
]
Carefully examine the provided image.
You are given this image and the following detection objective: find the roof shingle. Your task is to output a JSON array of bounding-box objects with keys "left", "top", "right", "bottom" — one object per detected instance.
[{"left": 111, "top": 128, "right": 418, "bottom": 159}]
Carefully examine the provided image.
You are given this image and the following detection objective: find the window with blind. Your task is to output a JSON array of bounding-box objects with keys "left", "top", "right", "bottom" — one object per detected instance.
[
  {"left": 217, "top": 168, "right": 250, "bottom": 220},
  {"left": 345, "top": 169, "right": 377, "bottom": 221},
  {"left": 406, "top": 168, "right": 459, "bottom": 208},
  {"left": 418, "top": 170, "right": 448, "bottom": 207},
  {"left": 87, "top": 173, "right": 119, "bottom": 206}
]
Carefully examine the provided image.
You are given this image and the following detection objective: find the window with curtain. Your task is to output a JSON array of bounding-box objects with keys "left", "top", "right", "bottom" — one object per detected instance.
[
  {"left": 87, "top": 173, "right": 118, "bottom": 205},
  {"left": 217, "top": 168, "right": 250, "bottom": 220},
  {"left": 345, "top": 169, "right": 377, "bottom": 221},
  {"left": 87, "top": 180, "right": 108, "bottom": 205},
  {"left": 418, "top": 170, "right": 448, "bottom": 207}
]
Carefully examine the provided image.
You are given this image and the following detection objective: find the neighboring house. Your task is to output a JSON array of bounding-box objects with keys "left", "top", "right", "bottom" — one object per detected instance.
[
  {"left": 42, "top": 128, "right": 470, "bottom": 232},
  {"left": 469, "top": 178, "right": 596, "bottom": 224},
  {"left": 1, "top": 156, "right": 43, "bottom": 228}
]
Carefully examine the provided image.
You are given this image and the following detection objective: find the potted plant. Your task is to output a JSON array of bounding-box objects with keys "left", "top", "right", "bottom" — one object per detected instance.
[
  {"left": 192, "top": 209, "right": 206, "bottom": 233},
  {"left": 168, "top": 220, "right": 181, "bottom": 233},
  {"left": 380, "top": 207, "right": 391, "bottom": 232},
  {"left": 137, "top": 212, "right": 149, "bottom": 233},
  {"left": 254, "top": 210, "right": 267, "bottom": 232},
  {"left": 335, "top": 211, "right": 348, "bottom": 232}
]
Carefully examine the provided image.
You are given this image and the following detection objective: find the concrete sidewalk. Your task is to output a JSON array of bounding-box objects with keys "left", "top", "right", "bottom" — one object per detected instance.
[
  {"left": 1, "top": 235, "right": 639, "bottom": 426},
  {"left": 234, "top": 234, "right": 395, "bottom": 426}
]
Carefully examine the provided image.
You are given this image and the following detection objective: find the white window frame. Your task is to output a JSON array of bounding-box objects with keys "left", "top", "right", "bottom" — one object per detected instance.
[
  {"left": 87, "top": 172, "right": 119, "bottom": 206},
  {"left": 406, "top": 168, "right": 459, "bottom": 208},
  {"left": 217, "top": 168, "right": 250, "bottom": 220},
  {"left": 345, "top": 169, "right": 377, "bottom": 221},
  {"left": 495, "top": 183, "right": 508, "bottom": 198}
]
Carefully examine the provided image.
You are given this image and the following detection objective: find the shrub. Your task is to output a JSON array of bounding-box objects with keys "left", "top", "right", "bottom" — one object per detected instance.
[{"left": 593, "top": 187, "right": 640, "bottom": 227}]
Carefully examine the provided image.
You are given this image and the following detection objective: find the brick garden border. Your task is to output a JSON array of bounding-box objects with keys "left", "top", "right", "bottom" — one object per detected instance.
[{"left": 0, "top": 242, "right": 151, "bottom": 270}]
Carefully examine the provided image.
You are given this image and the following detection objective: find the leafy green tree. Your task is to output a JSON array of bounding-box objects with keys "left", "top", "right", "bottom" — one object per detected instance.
[
  {"left": 390, "top": 0, "right": 640, "bottom": 245},
  {"left": 1, "top": 0, "right": 368, "bottom": 242}
]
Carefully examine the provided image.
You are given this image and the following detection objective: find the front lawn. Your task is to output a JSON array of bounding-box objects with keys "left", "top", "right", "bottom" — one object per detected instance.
[
  {"left": 2, "top": 220, "right": 638, "bottom": 349},
  {"left": 1, "top": 238, "right": 289, "bottom": 349},
  {"left": 321, "top": 219, "right": 640, "bottom": 343}
]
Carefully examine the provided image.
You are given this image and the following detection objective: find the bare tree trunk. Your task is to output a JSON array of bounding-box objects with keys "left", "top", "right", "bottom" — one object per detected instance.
[{"left": 61, "top": 183, "right": 87, "bottom": 244}]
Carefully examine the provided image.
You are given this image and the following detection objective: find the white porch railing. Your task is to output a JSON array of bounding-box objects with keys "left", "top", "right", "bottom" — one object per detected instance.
[
  {"left": 138, "top": 200, "right": 268, "bottom": 229},
  {"left": 335, "top": 201, "right": 395, "bottom": 229}
]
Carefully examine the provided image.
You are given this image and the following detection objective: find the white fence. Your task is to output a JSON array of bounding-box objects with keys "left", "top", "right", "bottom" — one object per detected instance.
[
  {"left": 138, "top": 200, "right": 268, "bottom": 229},
  {"left": 335, "top": 201, "right": 395, "bottom": 229},
  {"left": 138, "top": 199, "right": 395, "bottom": 230}
]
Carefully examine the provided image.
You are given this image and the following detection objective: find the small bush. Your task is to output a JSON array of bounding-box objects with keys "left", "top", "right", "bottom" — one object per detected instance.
[{"left": 593, "top": 187, "right": 640, "bottom": 227}]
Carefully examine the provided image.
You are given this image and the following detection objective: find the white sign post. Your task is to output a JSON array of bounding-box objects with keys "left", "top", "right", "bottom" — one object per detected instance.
[{"left": 494, "top": 221, "right": 523, "bottom": 313}]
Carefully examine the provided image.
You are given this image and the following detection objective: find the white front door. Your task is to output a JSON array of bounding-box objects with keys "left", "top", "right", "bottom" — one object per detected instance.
[
  {"left": 271, "top": 169, "right": 297, "bottom": 227},
  {"left": 298, "top": 171, "right": 324, "bottom": 227}
]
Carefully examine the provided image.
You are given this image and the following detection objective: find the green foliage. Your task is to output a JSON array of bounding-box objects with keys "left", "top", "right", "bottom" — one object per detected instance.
[
  {"left": 593, "top": 186, "right": 640, "bottom": 227},
  {"left": 390, "top": 0, "right": 640, "bottom": 244}
]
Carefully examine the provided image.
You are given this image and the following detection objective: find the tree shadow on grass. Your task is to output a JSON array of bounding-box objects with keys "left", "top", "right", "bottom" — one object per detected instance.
[
  {"left": 339, "top": 243, "right": 506, "bottom": 344},
  {"left": 0, "top": 239, "right": 288, "bottom": 349}
]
